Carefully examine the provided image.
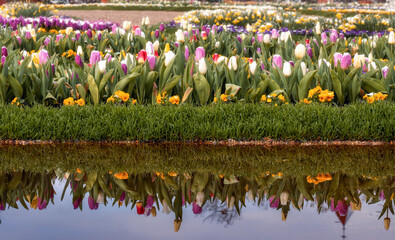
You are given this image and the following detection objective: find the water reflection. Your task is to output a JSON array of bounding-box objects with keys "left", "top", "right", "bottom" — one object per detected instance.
[{"left": 0, "top": 169, "right": 393, "bottom": 233}]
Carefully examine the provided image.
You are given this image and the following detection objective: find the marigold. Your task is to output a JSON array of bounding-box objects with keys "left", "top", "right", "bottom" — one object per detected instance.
[
  {"left": 114, "top": 171, "right": 129, "bottom": 179},
  {"left": 169, "top": 95, "right": 180, "bottom": 105},
  {"left": 63, "top": 97, "right": 75, "bottom": 106},
  {"left": 74, "top": 99, "right": 85, "bottom": 106},
  {"left": 220, "top": 94, "right": 229, "bottom": 102},
  {"left": 261, "top": 95, "right": 267, "bottom": 102},
  {"left": 107, "top": 95, "right": 115, "bottom": 103}
]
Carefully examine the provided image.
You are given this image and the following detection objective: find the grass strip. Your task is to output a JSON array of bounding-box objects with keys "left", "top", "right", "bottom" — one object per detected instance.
[{"left": 0, "top": 102, "right": 394, "bottom": 141}]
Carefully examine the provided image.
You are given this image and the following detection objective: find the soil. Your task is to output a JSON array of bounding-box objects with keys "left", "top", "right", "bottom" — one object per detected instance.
[{"left": 57, "top": 10, "right": 182, "bottom": 25}]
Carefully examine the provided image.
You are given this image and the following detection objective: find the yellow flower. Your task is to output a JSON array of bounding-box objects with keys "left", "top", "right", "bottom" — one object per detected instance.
[
  {"left": 164, "top": 43, "right": 170, "bottom": 53},
  {"left": 11, "top": 97, "right": 20, "bottom": 106},
  {"left": 107, "top": 95, "right": 115, "bottom": 103},
  {"left": 169, "top": 95, "right": 180, "bottom": 105},
  {"left": 115, "top": 90, "right": 130, "bottom": 102},
  {"left": 132, "top": 99, "right": 137, "bottom": 104},
  {"left": 278, "top": 95, "right": 285, "bottom": 102},
  {"left": 220, "top": 94, "right": 229, "bottom": 102},
  {"left": 63, "top": 97, "right": 75, "bottom": 106},
  {"left": 114, "top": 171, "right": 129, "bottom": 179},
  {"left": 261, "top": 95, "right": 267, "bottom": 102},
  {"left": 74, "top": 99, "right": 85, "bottom": 106}
]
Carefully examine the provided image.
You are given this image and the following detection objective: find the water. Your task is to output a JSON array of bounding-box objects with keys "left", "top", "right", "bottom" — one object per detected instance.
[{"left": 0, "top": 144, "right": 393, "bottom": 239}]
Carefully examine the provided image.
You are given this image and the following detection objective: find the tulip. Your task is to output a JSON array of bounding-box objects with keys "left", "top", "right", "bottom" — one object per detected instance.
[
  {"left": 280, "top": 31, "right": 291, "bottom": 42},
  {"left": 176, "top": 29, "right": 184, "bottom": 42},
  {"left": 334, "top": 52, "right": 343, "bottom": 67},
  {"left": 196, "top": 191, "right": 205, "bottom": 207},
  {"left": 315, "top": 21, "right": 321, "bottom": 34},
  {"left": 162, "top": 199, "right": 170, "bottom": 214},
  {"left": 217, "top": 56, "right": 227, "bottom": 64},
  {"left": 141, "top": 17, "right": 146, "bottom": 26},
  {"left": 136, "top": 202, "right": 144, "bottom": 215},
  {"left": 153, "top": 40, "right": 159, "bottom": 52},
  {"left": 257, "top": 33, "right": 263, "bottom": 42},
  {"left": 147, "top": 195, "right": 154, "bottom": 208},
  {"left": 159, "top": 23, "right": 165, "bottom": 32},
  {"left": 228, "top": 56, "right": 237, "bottom": 71},
  {"left": 249, "top": 61, "right": 257, "bottom": 75},
  {"left": 192, "top": 201, "right": 202, "bottom": 214},
  {"left": 321, "top": 32, "right": 327, "bottom": 45},
  {"left": 98, "top": 60, "right": 106, "bottom": 74},
  {"left": 1, "top": 47, "right": 7, "bottom": 57},
  {"left": 39, "top": 50, "right": 49, "bottom": 65},
  {"left": 262, "top": 34, "right": 270, "bottom": 44},
  {"left": 73, "top": 198, "right": 81, "bottom": 209},
  {"left": 96, "top": 192, "right": 104, "bottom": 204},
  {"left": 261, "top": 62, "right": 265, "bottom": 70},
  {"left": 164, "top": 43, "right": 170, "bottom": 53},
  {"left": 280, "top": 192, "right": 289, "bottom": 205},
  {"left": 300, "top": 62, "right": 307, "bottom": 76},
  {"left": 215, "top": 41, "right": 220, "bottom": 48},
  {"left": 339, "top": 32, "right": 344, "bottom": 40},
  {"left": 86, "top": 29, "right": 92, "bottom": 39},
  {"left": 1, "top": 56, "right": 5, "bottom": 66},
  {"left": 382, "top": 66, "right": 389, "bottom": 78},
  {"left": 184, "top": 46, "right": 189, "bottom": 60},
  {"left": 30, "top": 29, "right": 36, "bottom": 41},
  {"left": 195, "top": 47, "right": 205, "bottom": 61},
  {"left": 330, "top": 29, "right": 338, "bottom": 43},
  {"left": 257, "top": 47, "right": 261, "bottom": 54},
  {"left": 389, "top": 31, "right": 395, "bottom": 44},
  {"left": 138, "top": 50, "right": 147, "bottom": 64},
  {"left": 384, "top": 217, "right": 391, "bottom": 230},
  {"left": 151, "top": 206, "right": 157, "bottom": 217},
  {"left": 51, "top": 64, "right": 55, "bottom": 75},
  {"left": 227, "top": 196, "right": 235, "bottom": 210},
  {"left": 88, "top": 196, "right": 99, "bottom": 210},
  {"left": 89, "top": 51, "right": 101, "bottom": 65},
  {"left": 330, "top": 199, "right": 348, "bottom": 216},
  {"left": 135, "top": 28, "right": 141, "bottom": 36},
  {"left": 25, "top": 31, "right": 32, "bottom": 39},
  {"left": 154, "top": 29, "right": 159, "bottom": 39},
  {"left": 65, "top": 27, "right": 73, "bottom": 35},
  {"left": 307, "top": 46, "right": 313, "bottom": 59},
  {"left": 75, "top": 31, "right": 81, "bottom": 40},
  {"left": 75, "top": 55, "right": 83, "bottom": 67},
  {"left": 123, "top": 21, "right": 132, "bottom": 31},
  {"left": 76, "top": 46, "right": 83, "bottom": 56},
  {"left": 212, "top": 54, "right": 220, "bottom": 64},
  {"left": 283, "top": 62, "right": 292, "bottom": 77},
  {"left": 174, "top": 219, "right": 182, "bottom": 232},
  {"left": 272, "top": 54, "right": 282, "bottom": 69},
  {"left": 164, "top": 51, "right": 175, "bottom": 67},
  {"left": 271, "top": 29, "right": 279, "bottom": 39},
  {"left": 353, "top": 53, "right": 365, "bottom": 69},
  {"left": 341, "top": 53, "right": 352, "bottom": 70},
  {"left": 147, "top": 55, "right": 156, "bottom": 71},
  {"left": 37, "top": 197, "right": 47, "bottom": 210},
  {"left": 201, "top": 31, "right": 208, "bottom": 41},
  {"left": 369, "top": 62, "right": 377, "bottom": 71},
  {"left": 295, "top": 44, "right": 306, "bottom": 59},
  {"left": 112, "top": 24, "right": 117, "bottom": 34},
  {"left": 174, "top": 42, "right": 179, "bottom": 48},
  {"left": 16, "top": 36, "right": 21, "bottom": 45},
  {"left": 269, "top": 196, "right": 279, "bottom": 208},
  {"left": 121, "top": 61, "right": 128, "bottom": 74},
  {"left": 198, "top": 58, "right": 207, "bottom": 75}
]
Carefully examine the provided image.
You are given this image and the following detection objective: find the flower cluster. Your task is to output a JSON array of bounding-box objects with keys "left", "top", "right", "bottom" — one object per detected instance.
[{"left": 363, "top": 92, "right": 388, "bottom": 103}]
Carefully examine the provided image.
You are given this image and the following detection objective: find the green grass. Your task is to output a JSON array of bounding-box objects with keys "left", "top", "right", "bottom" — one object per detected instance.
[{"left": 0, "top": 102, "right": 394, "bottom": 141}]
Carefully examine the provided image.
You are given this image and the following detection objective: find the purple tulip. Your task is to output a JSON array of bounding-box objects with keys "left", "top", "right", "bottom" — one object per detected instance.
[
  {"left": 380, "top": 190, "right": 385, "bottom": 200},
  {"left": 1, "top": 47, "right": 7, "bottom": 57},
  {"left": 76, "top": 31, "right": 81, "bottom": 40},
  {"left": 16, "top": 36, "right": 21, "bottom": 45},
  {"left": 121, "top": 63, "right": 128, "bottom": 74},
  {"left": 112, "top": 24, "right": 117, "bottom": 34},
  {"left": 192, "top": 201, "right": 202, "bottom": 214},
  {"left": 272, "top": 54, "right": 282, "bottom": 69},
  {"left": 147, "top": 195, "right": 154, "bottom": 208},
  {"left": 236, "top": 36, "right": 242, "bottom": 43},
  {"left": 159, "top": 23, "right": 165, "bottom": 32},
  {"left": 73, "top": 198, "right": 81, "bottom": 209},
  {"left": 257, "top": 47, "right": 261, "bottom": 54},
  {"left": 184, "top": 46, "right": 189, "bottom": 60},
  {"left": 307, "top": 47, "right": 313, "bottom": 59},
  {"left": 39, "top": 50, "right": 49, "bottom": 65},
  {"left": 334, "top": 53, "right": 343, "bottom": 67},
  {"left": 37, "top": 197, "right": 47, "bottom": 210},
  {"left": 261, "top": 62, "right": 265, "bottom": 70},
  {"left": 382, "top": 66, "right": 389, "bottom": 78},
  {"left": 195, "top": 47, "right": 205, "bottom": 61},
  {"left": 25, "top": 31, "right": 31, "bottom": 39},
  {"left": 257, "top": 33, "right": 263, "bottom": 42},
  {"left": 341, "top": 53, "right": 352, "bottom": 70},
  {"left": 105, "top": 53, "right": 112, "bottom": 63},
  {"left": 330, "top": 30, "right": 338, "bottom": 43},
  {"left": 174, "top": 42, "right": 179, "bottom": 48},
  {"left": 289, "top": 61, "right": 294, "bottom": 67},
  {"left": 135, "top": 28, "right": 141, "bottom": 36},
  {"left": 87, "top": 29, "right": 92, "bottom": 38},
  {"left": 269, "top": 196, "right": 279, "bottom": 208},
  {"left": 75, "top": 54, "right": 84, "bottom": 67},
  {"left": 331, "top": 199, "right": 348, "bottom": 216},
  {"left": 147, "top": 55, "right": 155, "bottom": 71},
  {"left": 88, "top": 196, "right": 99, "bottom": 210},
  {"left": 44, "top": 37, "right": 50, "bottom": 46},
  {"left": 339, "top": 33, "right": 344, "bottom": 40},
  {"left": 55, "top": 34, "right": 63, "bottom": 42},
  {"left": 0, "top": 201, "right": 4, "bottom": 211},
  {"left": 120, "top": 192, "right": 126, "bottom": 202},
  {"left": 321, "top": 32, "right": 327, "bottom": 45},
  {"left": 51, "top": 64, "right": 55, "bottom": 75},
  {"left": 155, "top": 29, "right": 159, "bottom": 38},
  {"left": 89, "top": 51, "right": 101, "bottom": 65},
  {"left": 97, "top": 32, "right": 102, "bottom": 41},
  {"left": 1, "top": 56, "right": 5, "bottom": 66},
  {"left": 251, "top": 37, "right": 255, "bottom": 44}
]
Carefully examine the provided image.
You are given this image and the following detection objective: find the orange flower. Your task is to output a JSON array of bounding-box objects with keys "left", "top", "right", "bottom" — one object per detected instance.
[
  {"left": 169, "top": 95, "right": 180, "bottom": 105},
  {"left": 114, "top": 171, "right": 129, "bottom": 179},
  {"left": 74, "top": 99, "right": 85, "bottom": 106}
]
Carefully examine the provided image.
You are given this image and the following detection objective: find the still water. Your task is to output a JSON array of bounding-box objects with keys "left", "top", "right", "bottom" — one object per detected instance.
[{"left": 0, "top": 144, "right": 393, "bottom": 239}]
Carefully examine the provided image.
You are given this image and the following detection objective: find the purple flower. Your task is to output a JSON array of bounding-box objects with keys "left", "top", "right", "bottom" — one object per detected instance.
[
  {"left": 155, "top": 29, "right": 159, "bottom": 38},
  {"left": 44, "top": 37, "right": 50, "bottom": 46},
  {"left": 257, "top": 47, "right": 261, "bottom": 54},
  {"left": 120, "top": 192, "right": 126, "bottom": 202},
  {"left": 135, "top": 28, "right": 141, "bottom": 36},
  {"left": 195, "top": 47, "right": 205, "bottom": 61},
  {"left": 272, "top": 54, "right": 282, "bottom": 69},
  {"left": 121, "top": 63, "right": 128, "bottom": 74},
  {"left": 75, "top": 54, "right": 84, "bottom": 67},
  {"left": 87, "top": 29, "right": 92, "bottom": 38},
  {"left": 321, "top": 32, "right": 327, "bottom": 45},
  {"left": 251, "top": 37, "right": 255, "bottom": 43},
  {"left": 185, "top": 46, "right": 189, "bottom": 60},
  {"left": 307, "top": 46, "right": 313, "bottom": 59},
  {"left": 76, "top": 31, "right": 81, "bottom": 40},
  {"left": 174, "top": 42, "right": 179, "bottom": 48},
  {"left": 112, "top": 24, "right": 117, "bottom": 34},
  {"left": 271, "top": 29, "right": 279, "bottom": 39},
  {"left": 330, "top": 30, "right": 338, "bottom": 42},
  {"left": 261, "top": 62, "right": 265, "bottom": 70},
  {"left": 0, "top": 201, "right": 4, "bottom": 211},
  {"left": 269, "top": 196, "right": 279, "bottom": 208},
  {"left": 339, "top": 33, "right": 344, "bottom": 40},
  {"left": 73, "top": 198, "right": 82, "bottom": 209},
  {"left": 37, "top": 197, "right": 47, "bottom": 210},
  {"left": 382, "top": 66, "right": 389, "bottom": 78},
  {"left": 257, "top": 33, "right": 263, "bottom": 42},
  {"left": 289, "top": 61, "right": 294, "bottom": 67},
  {"left": 192, "top": 201, "right": 202, "bottom": 214},
  {"left": 89, "top": 51, "right": 101, "bottom": 65},
  {"left": 55, "top": 34, "right": 63, "bottom": 42},
  {"left": 25, "top": 31, "right": 31, "bottom": 39},
  {"left": 97, "top": 32, "right": 102, "bottom": 41},
  {"left": 330, "top": 199, "right": 348, "bottom": 216},
  {"left": 341, "top": 53, "right": 352, "bottom": 70},
  {"left": 334, "top": 53, "right": 343, "bottom": 67},
  {"left": 159, "top": 23, "right": 165, "bottom": 32},
  {"left": 236, "top": 36, "right": 242, "bottom": 43},
  {"left": 88, "top": 196, "right": 99, "bottom": 210},
  {"left": 147, "top": 55, "right": 155, "bottom": 71},
  {"left": 1, "top": 46, "right": 8, "bottom": 57},
  {"left": 147, "top": 195, "right": 154, "bottom": 208},
  {"left": 51, "top": 64, "right": 55, "bottom": 75},
  {"left": 16, "top": 36, "right": 21, "bottom": 45}
]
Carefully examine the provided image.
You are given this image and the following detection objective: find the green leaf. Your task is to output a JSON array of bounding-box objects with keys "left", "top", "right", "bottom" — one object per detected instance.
[
  {"left": 193, "top": 73, "right": 210, "bottom": 105},
  {"left": 7, "top": 75, "right": 23, "bottom": 98},
  {"left": 298, "top": 70, "right": 318, "bottom": 100},
  {"left": 87, "top": 74, "right": 99, "bottom": 105},
  {"left": 113, "top": 71, "right": 140, "bottom": 93}
]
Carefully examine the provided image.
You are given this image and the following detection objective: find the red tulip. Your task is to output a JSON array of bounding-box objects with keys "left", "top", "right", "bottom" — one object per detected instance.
[
  {"left": 138, "top": 50, "right": 147, "bottom": 64},
  {"left": 136, "top": 202, "right": 144, "bottom": 215}
]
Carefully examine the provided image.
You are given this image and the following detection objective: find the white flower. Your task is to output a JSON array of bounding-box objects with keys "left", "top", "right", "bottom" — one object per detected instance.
[
  {"left": 164, "top": 51, "right": 175, "bottom": 66},
  {"left": 215, "top": 41, "right": 220, "bottom": 48},
  {"left": 301, "top": 62, "right": 307, "bottom": 76},
  {"left": 196, "top": 191, "right": 205, "bottom": 207},
  {"left": 217, "top": 56, "right": 227, "bottom": 64},
  {"left": 145, "top": 17, "right": 150, "bottom": 25},
  {"left": 249, "top": 61, "right": 257, "bottom": 75},
  {"left": 98, "top": 60, "right": 106, "bottom": 74},
  {"left": 228, "top": 56, "right": 237, "bottom": 71},
  {"left": 315, "top": 21, "right": 321, "bottom": 34},
  {"left": 280, "top": 192, "right": 289, "bottom": 205},
  {"left": 388, "top": 31, "right": 395, "bottom": 44},
  {"left": 295, "top": 44, "right": 306, "bottom": 59},
  {"left": 96, "top": 192, "right": 104, "bottom": 204},
  {"left": 76, "top": 46, "right": 83, "bottom": 56},
  {"left": 122, "top": 21, "right": 132, "bottom": 30},
  {"left": 153, "top": 40, "right": 159, "bottom": 52},
  {"left": 65, "top": 27, "right": 73, "bottom": 35},
  {"left": 175, "top": 29, "right": 184, "bottom": 42},
  {"left": 145, "top": 41, "right": 154, "bottom": 56},
  {"left": 263, "top": 34, "right": 271, "bottom": 44},
  {"left": 198, "top": 58, "right": 207, "bottom": 75},
  {"left": 283, "top": 61, "right": 292, "bottom": 77}
]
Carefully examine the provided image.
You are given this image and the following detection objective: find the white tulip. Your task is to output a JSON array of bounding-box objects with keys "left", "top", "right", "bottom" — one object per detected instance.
[
  {"left": 249, "top": 61, "right": 257, "bottom": 75},
  {"left": 196, "top": 191, "right": 205, "bottom": 207},
  {"left": 215, "top": 41, "right": 220, "bottom": 48},
  {"left": 76, "top": 46, "right": 83, "bottom": 56},
  {"left": 127, "top": 32, "right": 133, "bottom": 41},
  {"left": 228, "top": 56, "right": 237, "bottom": 71},
  {"left": 263, "top": 34, "right": 271, "bottom": 44},
  {"left": 283, "top": 61, "right": 292, "bottom": 77},
  {"left": 280, "top": 192, "right": 289, "bottom": 205},
  {"left": 164, "top": 51, "right": 175, "bottom": 67},
  {"left": 315, "top": 21, "right": 321, "bottom": 34},
  {"left": 388, "top": 31, "right": 395, "bottom": 44},
  {"left": 65, "top": 27, "right": 73, "bottom": 35},
  {"left": 145, "top": 41, "right": 154, "bottom": 56},
  {"left": 122, "top": 21, "right": 132, "bottom": 31},
  {"left": 153, "top": 40, "right": 160, "bottom": 52},
  {"left": 198, "top": 58, "right": 207, "bottom": 75},
  {"left": 162, "top": 199, "right": 171, "bottom": 214},
  {"left": 175, "top": 29, "right": 185, "bottom": 42},
  {"left": 217, "top": 56, "right": 227, "bottom": 64},
  {"left": 300, "top": 62, "right": 307, "bottom": 76},
  {"left": 145, "top": 17, "right": 150, "bottom": 25},
  {"left": 98, "top": 60, "right": 106, "bottom": 74},
  {"left": 295, "top": 44, "right": 306, "bottom": 59},
  {"left": 96, "top": 192, "right": 104, "bottom": 204}
]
